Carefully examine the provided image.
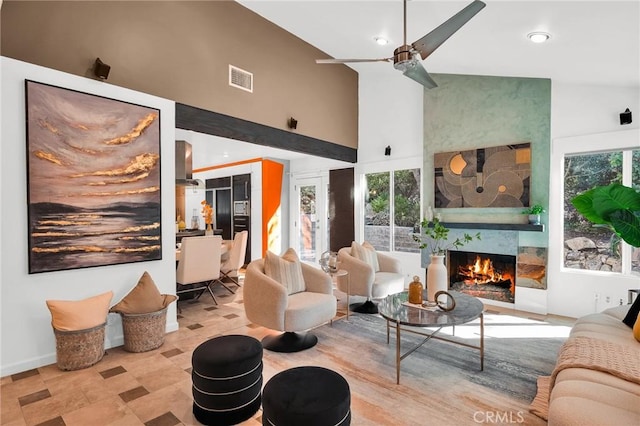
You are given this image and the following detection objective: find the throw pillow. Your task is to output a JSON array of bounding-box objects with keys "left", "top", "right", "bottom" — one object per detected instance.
[
  {"left": 264, "top": 248, "right": 305, "bottom": 295},
  {"left": 46, "top": 291, "right": 113, "bottom": 331},
  {"left": 351, "top": 241, "right": 380, "bottom": 272},
  {"left": 634, "top": 313, "right": 640, "bottom": 343},
  {"left": 622, "top": 295, "right": 640, "bottom": 328},
  {"left": 110, "top": 271, "right": 177, "bottom": 314}
]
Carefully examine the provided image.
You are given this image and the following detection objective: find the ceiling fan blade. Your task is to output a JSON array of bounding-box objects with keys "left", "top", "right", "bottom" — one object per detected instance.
[
  {"left": 316, "top": 58, "right": 392, "bottom": 64},
  {"left": 411, "top": 0, "right": 486, "bottom": 60},
  {"left": 402, "top": 61, "right": 438, "bottom": 89}
]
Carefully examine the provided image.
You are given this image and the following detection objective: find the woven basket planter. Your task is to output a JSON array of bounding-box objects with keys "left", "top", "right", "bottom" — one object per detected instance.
[
  {"left": 53, "top": 322, "right": 106, "bottom": 371},
  {"left": 120, "top": 307, "right": 168, "bottom": 353}
]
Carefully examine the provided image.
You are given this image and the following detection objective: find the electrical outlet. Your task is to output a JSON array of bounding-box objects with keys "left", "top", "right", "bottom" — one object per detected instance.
[
  {"left": 605, "top": 296, "right": 611, "bottom": 304},
  {"left": 620, "top": 298, "right": 624, "bottom": 305},
  {"left": 594, "top": 293, "right": 600, "bottom": 301}
]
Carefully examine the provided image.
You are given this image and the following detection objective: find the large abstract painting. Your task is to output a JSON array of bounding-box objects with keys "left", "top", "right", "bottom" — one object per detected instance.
[
  {"left": 25, "top": 80, "right": 161, "bottom": 273},
  {"left": 434, "top": 143, "right": 531, "bottom": 208}
]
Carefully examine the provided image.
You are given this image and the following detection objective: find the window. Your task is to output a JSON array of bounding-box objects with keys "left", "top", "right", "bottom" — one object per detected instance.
[
  {"left": 364, "top": 168, "right": 421, "bottom": 252},
  {"left": 563, "top": 148, "right": 639, "bottom": 274}
]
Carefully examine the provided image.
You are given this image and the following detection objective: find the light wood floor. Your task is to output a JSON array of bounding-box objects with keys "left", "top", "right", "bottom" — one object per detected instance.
[{"left": 1, "top": 276, "right": 575, "bottom": 426}]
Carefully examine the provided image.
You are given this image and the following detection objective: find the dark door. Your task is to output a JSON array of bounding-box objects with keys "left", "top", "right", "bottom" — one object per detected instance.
[
  {"left": 329, "top": 168, "right": 355, "bottom": 252},
  {"left": 215, "top": 189, "right": 232, "bottom": 240}
]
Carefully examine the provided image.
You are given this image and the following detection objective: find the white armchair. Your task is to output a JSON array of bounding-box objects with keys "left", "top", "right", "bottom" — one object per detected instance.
[
  {"left": 337, "top": 242, "right": 404, "bottom": 314},
  {"left": 243, "top": 249, "right": 336, "bottom": 352}
]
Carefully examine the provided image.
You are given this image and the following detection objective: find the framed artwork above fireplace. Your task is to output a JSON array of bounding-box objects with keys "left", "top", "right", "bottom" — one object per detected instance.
[{"left": 434, "top": 142, "right": 531, "bottom": 208}]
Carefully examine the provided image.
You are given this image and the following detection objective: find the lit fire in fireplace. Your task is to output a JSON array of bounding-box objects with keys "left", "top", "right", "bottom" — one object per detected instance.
[{"left": 457, "top": 255, "right": 515, "bottom": 293}]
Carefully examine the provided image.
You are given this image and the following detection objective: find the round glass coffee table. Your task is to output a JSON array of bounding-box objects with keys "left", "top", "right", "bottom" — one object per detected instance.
[{"left": 378, "top": 290, "right": 484, "bottom": 384}]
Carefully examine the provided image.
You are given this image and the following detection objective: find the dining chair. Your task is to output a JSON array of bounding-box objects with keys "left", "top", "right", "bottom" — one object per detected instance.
[
  {"left": 219, "top": 230, "right": 248, "bottom": 288},
  {"left": 176, "top": 235, "right": 225, "bottom": 304}
]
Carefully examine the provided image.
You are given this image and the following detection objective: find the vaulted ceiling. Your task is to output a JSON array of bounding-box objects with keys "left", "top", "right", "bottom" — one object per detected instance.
[{"left": 240, "top": 0, "right": 640, "bottom": 88}]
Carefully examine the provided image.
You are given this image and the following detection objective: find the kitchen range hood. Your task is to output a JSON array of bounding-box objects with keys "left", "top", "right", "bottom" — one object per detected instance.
[{"left": 175, "top": 140, "right": 205, "bottom": 188}]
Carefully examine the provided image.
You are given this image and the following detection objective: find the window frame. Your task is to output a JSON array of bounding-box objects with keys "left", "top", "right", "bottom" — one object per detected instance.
[
  {"left": 356, "top": 157, "right": 423, "bottom": 253},
  {"left": 548, "top": 130, "right": 639, "bottom": 307}
]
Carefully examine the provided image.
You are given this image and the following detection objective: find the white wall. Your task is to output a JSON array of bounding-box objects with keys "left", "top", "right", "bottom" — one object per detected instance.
[
  {"left": 547, "top": 82, "right": 640, "bottom": 318},
  {"left": 0, "top": 57, "right": 178, "bottom": 376},
  {"left": 356, "top": 69, "right": 426, "bottom": 285},
  {"left": 551, "top": 83, "right": 639, "bottom": 138}
]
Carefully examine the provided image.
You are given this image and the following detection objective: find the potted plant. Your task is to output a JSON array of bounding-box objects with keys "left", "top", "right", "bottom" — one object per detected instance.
[
  {"left": 571, "top": 183, "right": 640, "bottom": 248},
  {"left": 413, "top": 218, "right": 481, "bottom": 302},
  {"left": 413, "top": 217, "right": 481, "bottom": 255},
  {"left": 522, "top": 204, "right": 545, "bottom": 225}
]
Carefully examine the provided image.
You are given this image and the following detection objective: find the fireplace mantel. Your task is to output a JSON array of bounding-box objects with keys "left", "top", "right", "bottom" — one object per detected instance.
[{"left": 433, "top": 222, "right": 544, "bottom": 232}]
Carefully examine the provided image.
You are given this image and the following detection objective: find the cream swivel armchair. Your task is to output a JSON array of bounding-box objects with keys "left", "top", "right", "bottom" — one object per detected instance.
[
  {"left": 243, "top": 248, "right": 336, "bottom": 352},
  {"left": 337, "top": 241, "right": 404, "bottom": 314},
  {"left": 220, "top": 230, "right": 248, "bottom": 288},
  {"left": 176, "top": 236, "right": 229, "bottom": 304}
]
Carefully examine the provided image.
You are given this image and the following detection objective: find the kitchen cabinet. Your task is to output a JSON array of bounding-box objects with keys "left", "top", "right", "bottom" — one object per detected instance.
[
  {"left": 232, "top": 174, "right": 251, "bottom": 264},
  {"left": 233, "top": 174, "right": 250, "bottom": 201},
  {"left": 206, "top": 177, "right": 232, "bottom": 240}
]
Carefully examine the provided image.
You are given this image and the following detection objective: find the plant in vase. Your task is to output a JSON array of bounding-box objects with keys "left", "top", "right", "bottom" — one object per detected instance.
[
  {"left": 522, "top": 204, "right": 545, "bottom": 225},
  {"left": 413, "top": 217, "right": 481, "bottom": 302},
  {"left": 201, "top": 200, "right": 214, "bottom": 235}
]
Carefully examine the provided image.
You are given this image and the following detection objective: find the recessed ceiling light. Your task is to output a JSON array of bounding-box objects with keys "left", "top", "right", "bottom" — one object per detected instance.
[
  {"left": 374, "top": 36, "right": 388, "bottom": 46},
  {"left": 527, "top": 32, "right": 551, "bottom": 43}
]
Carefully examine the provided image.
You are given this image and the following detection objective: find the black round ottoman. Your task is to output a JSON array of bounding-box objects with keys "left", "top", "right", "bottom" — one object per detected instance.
[
  {"left": 192, "top": 335, "right": 263, "bottom": 425},
  {"left": 262, "top": 366, "right": 351, "bottom": 426}
]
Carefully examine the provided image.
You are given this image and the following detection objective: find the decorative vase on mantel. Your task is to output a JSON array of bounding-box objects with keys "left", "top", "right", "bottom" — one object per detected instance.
[
  {"left": 205, "top": 224, "right": 214, "bottom": 236},
  {"left": 426, "top": 255, "right": 448, "bottom": 302}
]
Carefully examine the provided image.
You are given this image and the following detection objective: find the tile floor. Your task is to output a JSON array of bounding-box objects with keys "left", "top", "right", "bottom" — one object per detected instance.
[
  {"left": 0, "top": 276, "right": 347, "bottom": 426},
  {"left": 1, "top": 275, "right": 572, "bottom": 426}
]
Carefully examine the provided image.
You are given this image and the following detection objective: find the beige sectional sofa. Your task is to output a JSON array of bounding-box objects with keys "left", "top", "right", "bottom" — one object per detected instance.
[{"left": 547, "top": 304, "right": 640, "bottom": 425}]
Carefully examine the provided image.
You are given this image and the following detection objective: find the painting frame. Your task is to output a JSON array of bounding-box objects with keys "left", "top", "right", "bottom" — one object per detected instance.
[
  {"left": 25, "top": 80, "right": 162, "bottom": 274},
  {"left": 434, "top": 142, "right": 531, "bottom": 209}
]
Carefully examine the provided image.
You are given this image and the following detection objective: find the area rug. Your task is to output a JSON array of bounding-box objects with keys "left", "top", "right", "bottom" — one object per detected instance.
[{"left": 314, "top": 310, "right": 568, "bottom": 403}]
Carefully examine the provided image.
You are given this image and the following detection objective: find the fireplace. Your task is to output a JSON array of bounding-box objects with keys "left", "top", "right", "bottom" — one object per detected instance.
[{"left": 448, "top": 250, "right": 516, "bottom": 303}]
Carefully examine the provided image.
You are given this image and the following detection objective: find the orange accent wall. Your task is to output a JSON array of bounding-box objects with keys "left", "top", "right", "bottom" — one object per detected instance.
[{"left": 262, "top": 160, "right": 284, "bottom": 256}]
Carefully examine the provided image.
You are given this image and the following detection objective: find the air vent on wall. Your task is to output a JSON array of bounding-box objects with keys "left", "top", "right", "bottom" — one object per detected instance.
[{"left": 229, "top": 65, "right": 253, "bottom": 93}]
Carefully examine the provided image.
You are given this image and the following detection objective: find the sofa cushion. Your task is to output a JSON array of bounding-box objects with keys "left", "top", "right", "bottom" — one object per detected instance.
[
  {"left": 549, "top": 381, "right": 640, "bottom": 426},
  {"left": 634, "top": 313, "right": 640, "bottom": 342},
  {"left": 570, "top": 306, "right": 637, "bottom": 349},
  {"left": 265, "top": 248, "right": 305, "bottom": 295},
  {"left": 46, "top": 291, "right": 113, "bottom": 331},
  {"left": 622, "top": 295, "right": 640, "bottom": 328},
  {"left": 110, "top": 271, "right": 177, "bottom": 314},
  {"left": 351, "top": 241, "right": 379, "bottom": 272}
]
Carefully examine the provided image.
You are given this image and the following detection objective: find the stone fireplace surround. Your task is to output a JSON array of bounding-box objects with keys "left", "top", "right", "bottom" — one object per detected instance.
[{"left": 421, "top": 224, "right": 547, "bottom": 313}]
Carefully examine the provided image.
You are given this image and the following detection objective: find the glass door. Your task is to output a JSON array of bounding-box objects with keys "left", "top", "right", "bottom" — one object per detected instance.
[{"left": 294, "top": 177, "right": 326, "bottom": 263}]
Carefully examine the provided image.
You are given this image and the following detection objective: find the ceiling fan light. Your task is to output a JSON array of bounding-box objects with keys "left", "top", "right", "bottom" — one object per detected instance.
[
  {"left": 374, "top": 36, "right": 388, "bottom": 45},
  {"left": 527, "top": 32, "right": 551, "bottom": 43}
]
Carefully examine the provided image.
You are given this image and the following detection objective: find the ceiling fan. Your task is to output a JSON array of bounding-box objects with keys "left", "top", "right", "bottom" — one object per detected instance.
[{"left": 316, "top": 0, "right": 486, "bottom": 89}]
